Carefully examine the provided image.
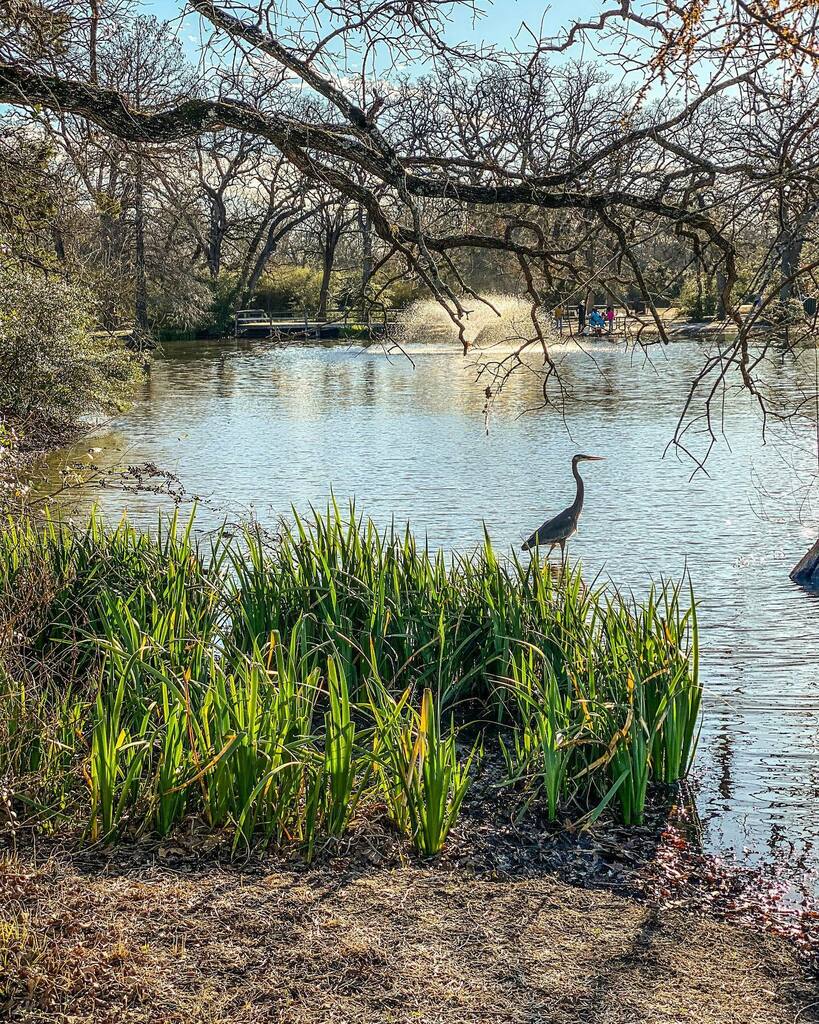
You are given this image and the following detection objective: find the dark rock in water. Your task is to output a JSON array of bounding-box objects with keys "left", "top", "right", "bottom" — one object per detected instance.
[{"left": 790, "top": 537, "right": 819, "bottom": 586}]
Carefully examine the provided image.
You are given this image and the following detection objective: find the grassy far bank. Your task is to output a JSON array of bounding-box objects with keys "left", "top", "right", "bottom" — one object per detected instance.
[{"left": 0, "top": 505, "right": 700, "bottom": 855}]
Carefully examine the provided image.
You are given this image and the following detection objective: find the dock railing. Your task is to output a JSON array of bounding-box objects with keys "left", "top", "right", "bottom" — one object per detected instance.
[{"left": 234, "top": 307, "right": 401, "bottom": 337}]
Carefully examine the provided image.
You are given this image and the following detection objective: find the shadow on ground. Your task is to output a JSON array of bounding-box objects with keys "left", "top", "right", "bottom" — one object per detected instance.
[{"left": 2, "top": 850, "right": 818, "bottom": 1023}]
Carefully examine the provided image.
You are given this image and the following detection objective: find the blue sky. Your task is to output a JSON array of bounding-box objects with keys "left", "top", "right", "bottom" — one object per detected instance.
[{"left": 139, "top": 0, "right": 602, "bottom": 53}]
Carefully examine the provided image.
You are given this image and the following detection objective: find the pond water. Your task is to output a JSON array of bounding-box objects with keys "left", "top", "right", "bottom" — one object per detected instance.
[{"left": 43, "top": 332, "right": 819, "bottom": 898}]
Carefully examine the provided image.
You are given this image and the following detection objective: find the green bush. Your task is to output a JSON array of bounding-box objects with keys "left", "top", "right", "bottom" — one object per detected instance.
[
  {"left": 252, "top": 264, "right": 325, "bottom": 311},
  {"left": 380, "top": 276, "right": 426, "bottom": 309},
  {"left": 678, "top": 274, "right": 718, "bottom": 321},
  {"left": 147, "top": 262, "right": 211, "bottom": 332},
  {"left": 0, "top": 265, "right": 141, "bottom": 431}
]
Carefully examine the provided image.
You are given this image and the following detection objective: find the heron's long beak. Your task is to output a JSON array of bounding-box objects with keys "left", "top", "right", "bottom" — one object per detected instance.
[{"left": 582, "top": 455, "right": 605, "bottom": 461}]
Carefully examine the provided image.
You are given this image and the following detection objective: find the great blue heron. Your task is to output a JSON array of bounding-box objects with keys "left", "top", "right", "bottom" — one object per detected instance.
[{"left": 521, "top": 454, "right": 605, "bottom": 561}]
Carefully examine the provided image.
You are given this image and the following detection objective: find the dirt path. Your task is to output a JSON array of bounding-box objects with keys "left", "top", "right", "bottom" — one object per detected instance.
[{"left": 2, "top": 856, "right": 817, "bottom": 1023}]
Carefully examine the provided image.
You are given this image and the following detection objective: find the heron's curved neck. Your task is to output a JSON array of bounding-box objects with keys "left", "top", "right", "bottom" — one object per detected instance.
[{"left": 571, "top": 460, "right": 585, "bottom": 512}]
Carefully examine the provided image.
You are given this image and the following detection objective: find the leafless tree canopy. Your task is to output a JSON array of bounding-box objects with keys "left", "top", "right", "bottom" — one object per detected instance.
[{"left": 2, "top": 0, "right": 819, "bottom": 463}]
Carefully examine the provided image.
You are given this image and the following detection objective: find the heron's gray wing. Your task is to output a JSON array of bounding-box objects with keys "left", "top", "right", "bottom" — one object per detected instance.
[{"left": 521, "top": 506, "right": 575, "bottom": 551}]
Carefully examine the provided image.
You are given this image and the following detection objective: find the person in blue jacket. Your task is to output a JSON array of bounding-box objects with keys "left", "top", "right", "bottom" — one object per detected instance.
[{"left": 588, "top": 308, "right": 606, "bottom": 336}]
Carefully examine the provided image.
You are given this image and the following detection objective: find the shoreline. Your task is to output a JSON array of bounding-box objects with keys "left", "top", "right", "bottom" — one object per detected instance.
[{"left": 152, "top": 316, "right": 799, "bottom": 349}]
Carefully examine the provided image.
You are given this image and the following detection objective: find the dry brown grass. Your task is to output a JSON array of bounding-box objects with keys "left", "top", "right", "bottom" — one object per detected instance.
[{"left": 2, "top": 853, "right": 817, "bottom": 1024}]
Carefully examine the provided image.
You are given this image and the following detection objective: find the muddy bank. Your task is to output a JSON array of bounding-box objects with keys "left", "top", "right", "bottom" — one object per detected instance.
[{"left": 2, "top": 851, "right": 817, "bottom": 1024}]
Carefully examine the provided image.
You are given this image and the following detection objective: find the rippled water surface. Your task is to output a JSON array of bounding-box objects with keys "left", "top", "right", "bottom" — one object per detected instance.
[{"left": 44, "top": 336, "right": 819, "bottom": 893}]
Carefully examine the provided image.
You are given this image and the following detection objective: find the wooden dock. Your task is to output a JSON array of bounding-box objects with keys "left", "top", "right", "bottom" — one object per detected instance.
[{"left": 233, "top": 308, "right": 394, "bottom": 340}]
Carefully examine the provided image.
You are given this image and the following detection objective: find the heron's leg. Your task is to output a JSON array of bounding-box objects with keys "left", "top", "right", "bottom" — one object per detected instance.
[{"left": 559, "top": 540, "right": 567, "bottom": 576}]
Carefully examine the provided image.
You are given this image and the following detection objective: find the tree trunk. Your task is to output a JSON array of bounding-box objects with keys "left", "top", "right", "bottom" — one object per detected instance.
[
  {"left": 790, "top": 536, "right": 819, "bottom": 586},
  {"left": 780, "top": 233, "right": 805, "bottom": 303},
  {"left": 100, "top": 163, "right": 120, "bottom": 260},
  {"left": 358, "top": 203, "right": 372, "bottom": 305},
  {"left": 51, "top": 224, "right": 66, "bottom": 262},
  {"left": 89, "top": 0, "right": 99, "bottom": 84},
  {"left": 206, "top": 190, "right": 226, "bottom": 280},
  {"left": 715, "top": 268, "right": 726, "bottom": 319},
  {"left": 318, "top": 244, "right": 336, "bottom": 319},
  {"left": 133, "top": 148, "right": 150, "bottom": 339},
  {"left": 244, "top": 222, "right": 285, "bottom": 299},
  {"left": 96, "top": 161, "right": 123, "bottom": 331}
]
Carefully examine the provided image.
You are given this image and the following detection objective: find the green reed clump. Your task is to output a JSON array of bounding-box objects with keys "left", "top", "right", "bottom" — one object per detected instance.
[
  {"left": 0, "top": 504, "right": 701, "bottom": 850},
  {"left": 369, "top": 680, "right": 475, "bottom": 855},
  {"left": 0, "top": 510, "right": 224, "bottom": 686},
  {"left": 89, "top": 660, "right": 151, "bottom": 841},
  {"left": 315, "top": 656, "right": 368, "bottom": 837},
  {"left": 499, "top": 649, "right": 581, "bottom": 821}
]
